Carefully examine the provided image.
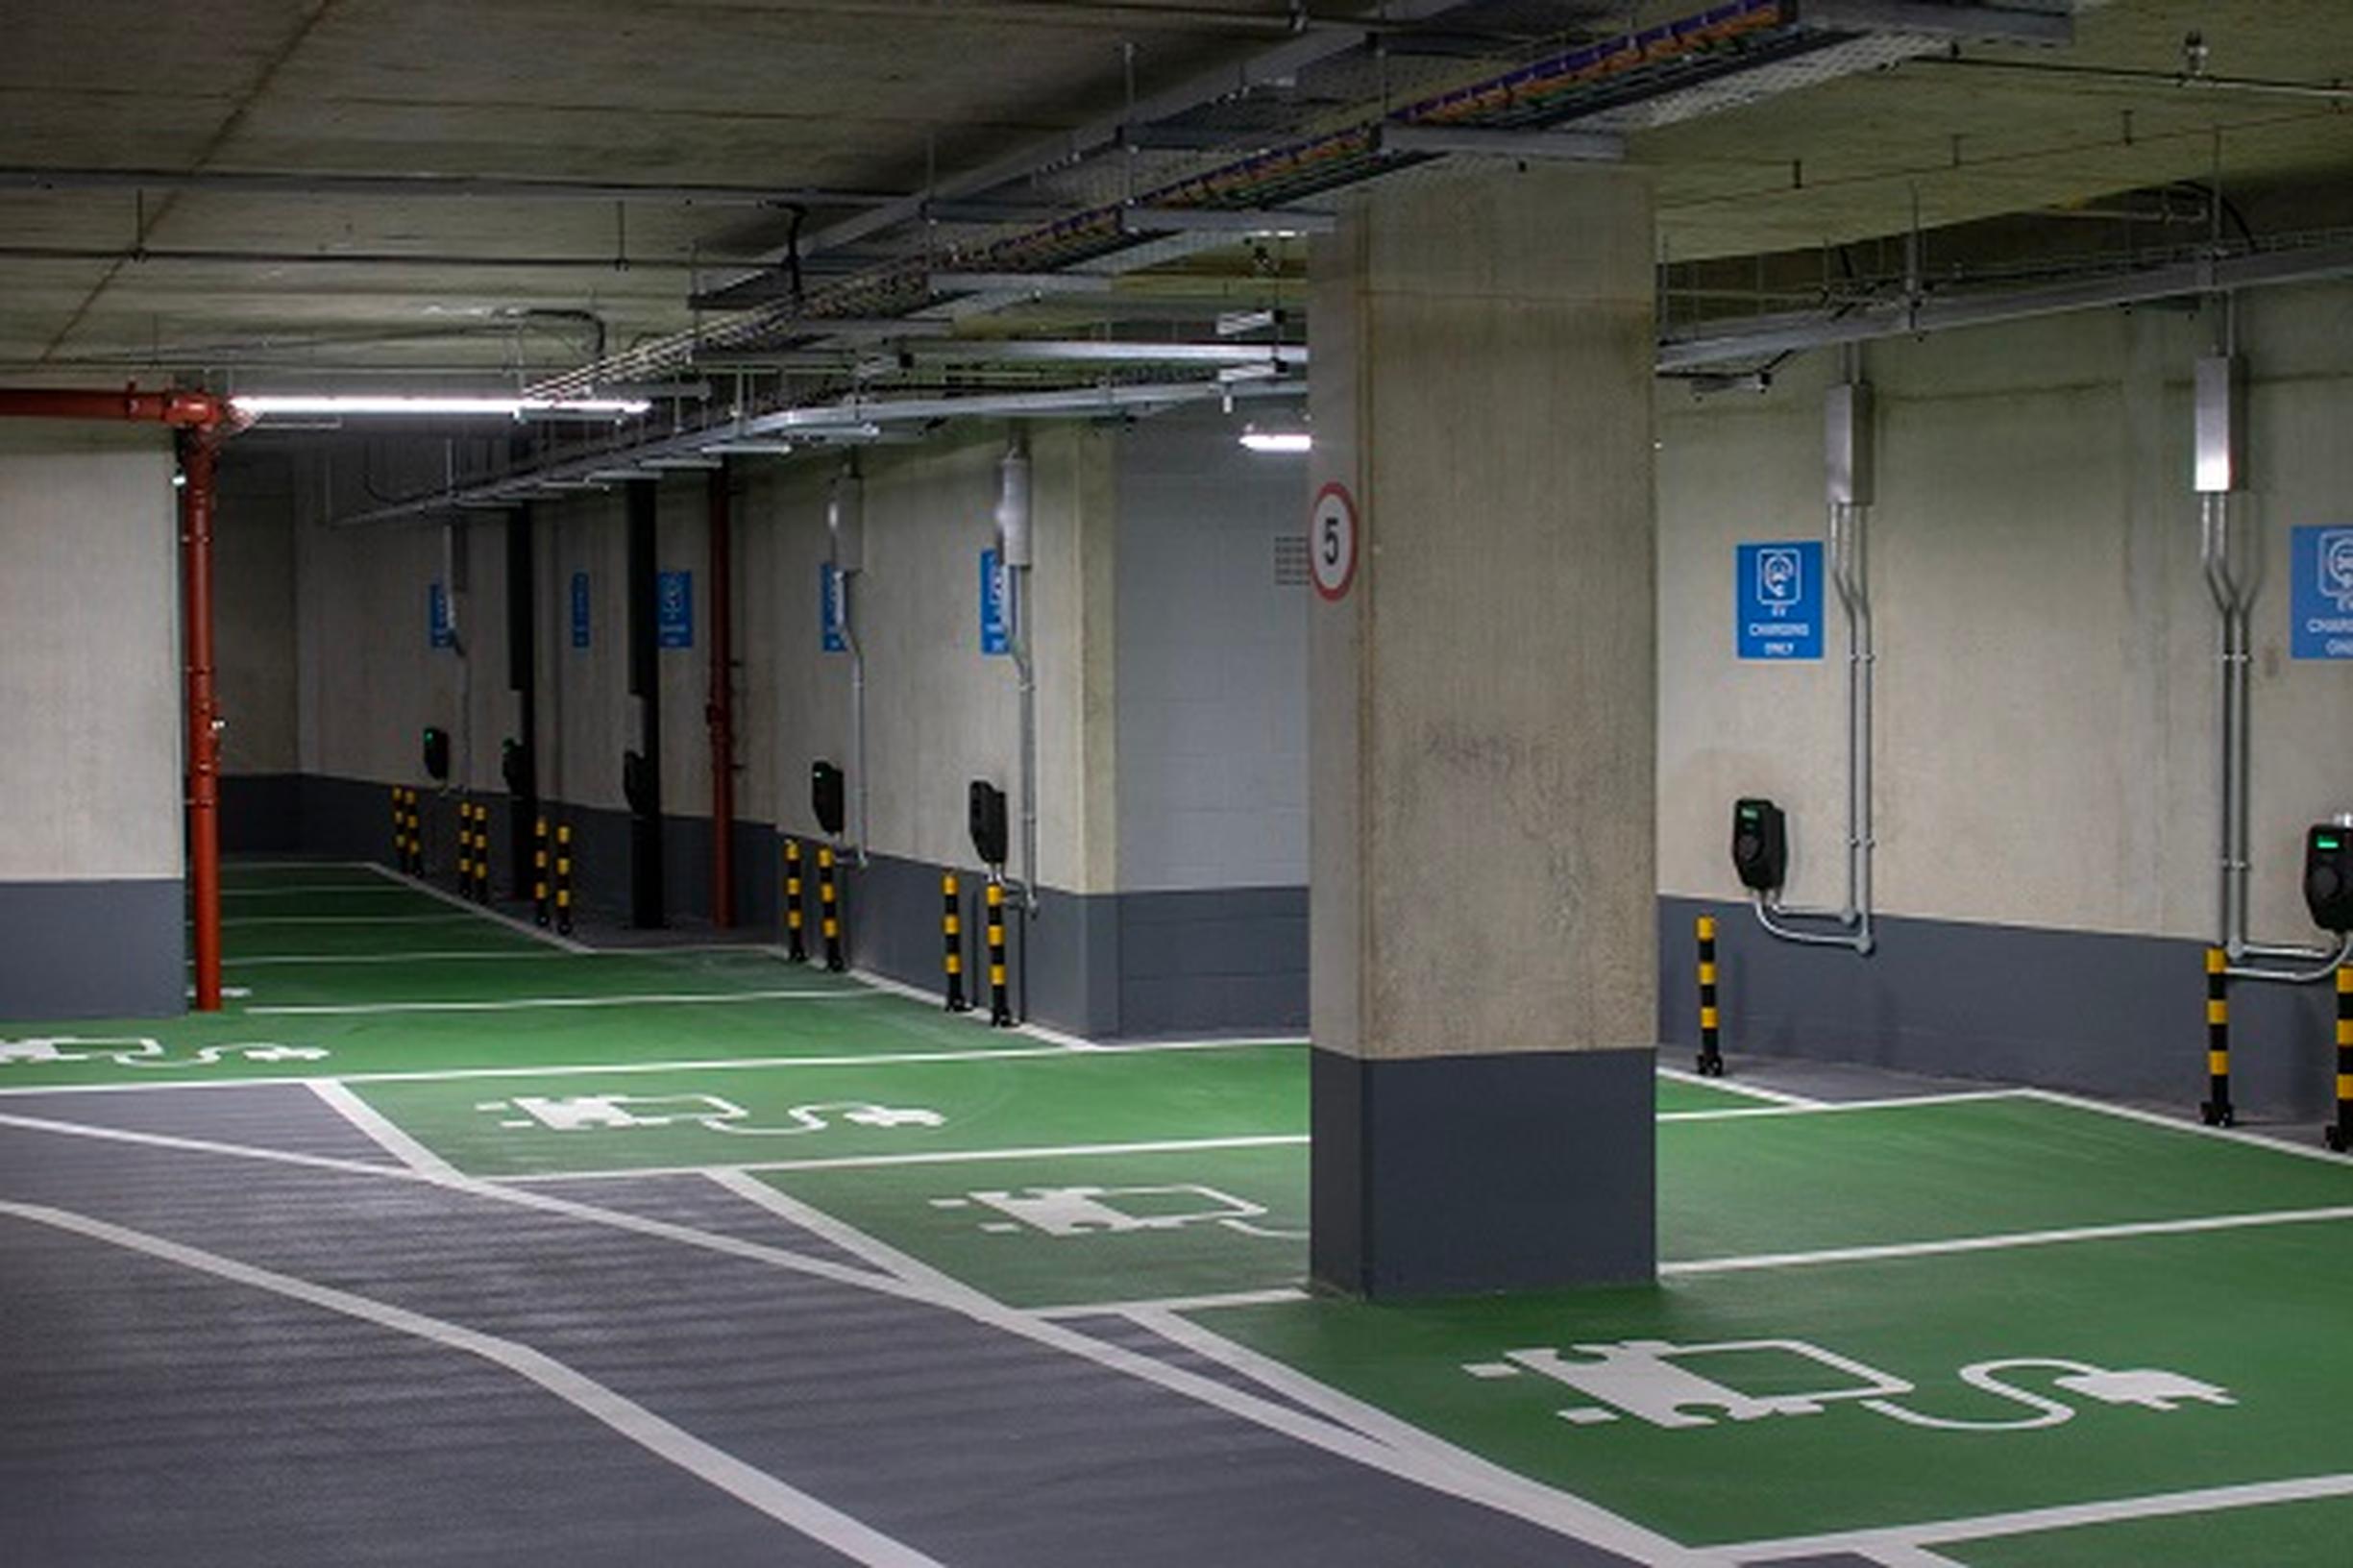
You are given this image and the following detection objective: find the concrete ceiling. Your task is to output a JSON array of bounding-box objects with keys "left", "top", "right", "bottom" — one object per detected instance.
[{"left": 3, "top": 0, "right": 2348, "bottom": 387}]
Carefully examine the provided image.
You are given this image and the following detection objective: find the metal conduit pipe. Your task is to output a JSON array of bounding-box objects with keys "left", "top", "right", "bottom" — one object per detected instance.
[
  {"left": 2195, "top": 346, "right": 2352, "bottom": 985},
  {"left": 827, "top": 457, "right": 870, "bottom": 868},
  {"left": 996, "top": 438, "right": 1040, "bottom": 916},
  {"left": 1754, "top": 378, "right": 1875, "bottom": 956}
]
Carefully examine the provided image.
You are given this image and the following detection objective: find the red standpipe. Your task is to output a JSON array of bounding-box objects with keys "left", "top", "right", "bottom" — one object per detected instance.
[
  {"left": 707, "top": 465, "right": 736, "bottom": 928},
  {"left": 0, "top": 384, "right": 233, "bottom": 1011}
]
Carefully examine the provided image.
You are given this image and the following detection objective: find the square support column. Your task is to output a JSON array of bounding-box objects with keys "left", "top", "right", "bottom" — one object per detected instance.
[{"left": 1308, "top": 164, "right": 1658, "bottom": 1297}]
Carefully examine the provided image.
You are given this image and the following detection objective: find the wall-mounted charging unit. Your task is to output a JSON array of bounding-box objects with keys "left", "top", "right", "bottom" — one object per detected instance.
[
  {"left": 622, "top": 749, "right": 655, "bottom": 818},
  {"left": 1732, "top": 797, "right": 1788, "bottom": 893},
  {"left": 969, "top": 780, "right": 1010, "bottom": 870},
  {"left": 812, "top": 760, "right": 846, "bottom": 840},
  {"left": 501, "top": 738, "right": 533, "bottom": 798},
  {"left": 422, "top": 726, "right": 451, "bottom": 783},
  {"left": 2308, "top": 824, "right": 2353, "bottom": 933}
]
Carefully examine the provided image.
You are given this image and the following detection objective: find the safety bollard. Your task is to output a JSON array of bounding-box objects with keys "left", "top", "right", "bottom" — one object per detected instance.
[
  {"left": 819, "top": 845, "right": 846, "bottom": 972},
  {"left": 532, "top": 816, "right": 551, "bottom": 927},
  {"left": 943, "top": 872, "right": 970, "bottom": 1013},
  {"left": 2200, "top": 947, "right": 2234, "bottom": 1128},
  {"left": 781, "top": 840, "right": 807, "bottom": 963},
  {"left": 389, "top": 786, "right": 404, "bottom": 872},
  {"left": 405, "top": 789, "right": 423, "bottom": 876},
  {"left": 986, "top": 877, "right": 1012, "bottom": 1028},
  {"left": 2329, "top": 967, "right": 2353, "bottom": 1153},
  {"left": 1696, "top": 915, "right": 1725, "bottom": 1077},
  {"left": 554, "top": 822, "right": 575, "bottom": 936},
  {"left": 470, "top": 803, "right": 489, "bottom": 901}
]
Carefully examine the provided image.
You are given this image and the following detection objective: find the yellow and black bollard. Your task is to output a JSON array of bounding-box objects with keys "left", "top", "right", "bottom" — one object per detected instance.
[
  {"left": 943, "top": 871, "right": 969, "bottom": 1013},
  {"left": 2328, "top": 967, "right": 2353, "bottom": 1154},
  {"left": 553, "top": 822, "right": 575, "bottom": 936},
  {"left": 390, "top": 786, "right": 404, "bottom": 872},
  {"left": 986, "top": 878, "right": 1012, "bottom": 1028},
  {"left": 819, "top": 845, "right": 846, "bottom": 972},
  {"left": 469, "top": 803, "right": 489, "bottom": 901},
  {"left": 2200, "top": 946, "right": 2234, "bottom": 1128},
  {"left": 1696, "top": 915, "right": 1725, "bottom": 1078},
  {"left": 781, "top": 839, "right": 807, "bottom": 963},
  {"left": 405, "top": 790, "right": 423, "bottom": 876},
  {"left": 532, "top": 816, "right": 551, "bottom": 927}
]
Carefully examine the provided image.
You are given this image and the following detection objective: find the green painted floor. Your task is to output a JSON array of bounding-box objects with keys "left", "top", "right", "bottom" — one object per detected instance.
[{"left": 11, "top": 858, "right": 2351, "bottom": 1563}]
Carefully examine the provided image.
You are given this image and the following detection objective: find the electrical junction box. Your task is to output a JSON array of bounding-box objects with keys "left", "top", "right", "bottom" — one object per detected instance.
[
  {"left": 811, "top": 760, "right": 846, "bottom": 838},
  {"left": 968, "top": 780, "right": 1010, "bottom": 870},
  {"left": 421, "top": 726, "right": 451, "bottom": 782},
  {"left": 1732, "top": 797, "right": 1789, "bottom": 894},
  {"left": 2307, "top": 823, "right": 2353, "bottom": 932}
]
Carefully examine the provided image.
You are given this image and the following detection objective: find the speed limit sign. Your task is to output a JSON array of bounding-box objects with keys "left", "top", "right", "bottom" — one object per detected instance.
[{"left": 1311, "top": 481, "right": 1359, "bottom": 602}]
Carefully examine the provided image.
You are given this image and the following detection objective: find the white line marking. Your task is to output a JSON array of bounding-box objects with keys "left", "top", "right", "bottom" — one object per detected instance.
[
  {"left": 224, "top": 949, "right": 589, "bottom": 968},
  {"left": 306, "top": 1080, "right": 464, "bottom": 1181},
  {"left": 0, "top": 1037, "right": 1285, "bottom": 1098},
  {"left": 249, "top": 988, "right": 862, "bottom": 1016},
  {"left": 0, "top": 1199, "right": 947, "bottom": 1568},
  {"left": 703, "top": 1169, "right": 965, "bottom": 1293},
  {"left": 2017, "top": 1087, "right": 2353, "bottom": 1167},
  {"left": 1664, "top": 1203, "right": 2353, "bottom": 1277},
  {"left": 1122, "top": 1305, "right": 1702, "bottom": 1555},
  {"left": 222, "top": 884, "right": 416, "bottom": 897},
  {"left": 0, "top": 1107, "right": 1700, "bottom": 1564},
  {"left": 843, "top": 964, "right": 1309, "bottom": 1056},
  {"left": 363, "top": 861, "right": 593, "bottom": 954},
  {"left": 1657, "top": 1090, "right": 2025, "bottom": 1124},
  {"left": 217, "top": 913, "right": 487, "bottom": 927},
  {"left": 1031, "top": 1287, "right": 1311, "bottom": 1320},
  {"left": 1655, "top": 1066, "right": 1821, "bottom": 1107},
  {"left": 1855, "top": 1547, "right": 1966, "bottom": 1567},
  {"left": 505, "top": 1134, "right": 1311, "bottom": 1183},
  {"left": 1712, "top": 1471, "right": 2353, "bottom": 1563}
]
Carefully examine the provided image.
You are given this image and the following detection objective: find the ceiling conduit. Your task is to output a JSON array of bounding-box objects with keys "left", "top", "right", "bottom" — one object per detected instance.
[{"left": 0, "top": 386, "right": 237, "bottom": 1012}]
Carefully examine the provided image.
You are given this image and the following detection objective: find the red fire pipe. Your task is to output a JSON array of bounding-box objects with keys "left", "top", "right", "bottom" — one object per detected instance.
[
  {"left": 707, "top": 465, "right": 736, "bottom": 929},
  {"left": 179, "top": 433, "right": 224, "bottom": 1010},
  {"left": 0, "top": 384, "right": 233, "bottom": 1011}
]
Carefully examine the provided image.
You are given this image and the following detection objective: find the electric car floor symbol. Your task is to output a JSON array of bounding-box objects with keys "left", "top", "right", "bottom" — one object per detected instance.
[
  {"left": 478, "top": 1092, "right": 944, "bottom": 1136},
  {"left": 1461, "top": 1338, "right": 2235, "bottom": 1433},
  {"left": 0, "top": 1036, "right": 330, "bottom": 1068},
  {"left": 930, "top": 1184, "right": 1305, "bottom": 1238}
]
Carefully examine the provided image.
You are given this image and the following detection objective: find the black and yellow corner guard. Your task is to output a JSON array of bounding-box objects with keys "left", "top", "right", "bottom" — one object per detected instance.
[
  {"left": 553, "top": 822, "right": 575, "bottom": 937},
  {"left": 2327, "top": 967, "right": 2353, "bottom": 1154},
  {"left": 2200, "top": 946, "right": 2234, "bottom": 1128},
  {"left": 986, "top": 878, "right": 1013, "bottom": 1028},
  {"left": 943, "top": 872, "right": 970, "bottom": 1013},
  {"left": 532, "top": 816, "right": 551, "bottom": 928},
  {"left": 1696, "top": 914, "right": 1726, "bottom": 1078},
  {"left": 781, "top": 839, "right": 807, "bottom": 963},
  {"left": 818, "top": 845, "right": 846, "bottom": 972}
]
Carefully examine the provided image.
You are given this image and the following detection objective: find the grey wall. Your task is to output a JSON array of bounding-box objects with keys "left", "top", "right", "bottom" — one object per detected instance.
[
  {"left": 0, "top": 421, "right": 184, "bottom": 1018},
  {"left": 1655, "top": 281, "right": 2353, "bottom": 1112},
  {"left": 1115, "top": 406, "right": 1310, "bottom": 893}
]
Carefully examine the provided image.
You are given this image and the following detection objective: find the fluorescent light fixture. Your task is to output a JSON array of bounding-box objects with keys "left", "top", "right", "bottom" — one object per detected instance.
[
  {"left": 1238, "top": 429, "right": 1311, "bottom": 454},
  {"left": 229, "top": 394, "right": 650, "bottom": 419}
]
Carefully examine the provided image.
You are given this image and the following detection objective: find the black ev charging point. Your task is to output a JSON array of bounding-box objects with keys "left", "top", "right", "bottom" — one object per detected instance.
[
  {"left": 2306, "top": 823, "right": 2353, "bottom": 933},
  {"left": 422, "top": 726, "right": 451, "bottom": 783},
  {"left": 811, "top": 761, "right": 846, "bottom": 839},
  {"left": 968, "top": 780, "right": 1010, "bottom": 871},
  {"left": 1732, "top": 797, "right": 1788, "bottom": 894},
  {"left": 501, "top": 739, "right": 533, "bottom": 798}
]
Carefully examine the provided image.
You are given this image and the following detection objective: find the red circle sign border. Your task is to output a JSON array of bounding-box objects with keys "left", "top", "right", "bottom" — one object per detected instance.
[{"left": 1311, "top": 480, "right": 1360, "bottom": 603}]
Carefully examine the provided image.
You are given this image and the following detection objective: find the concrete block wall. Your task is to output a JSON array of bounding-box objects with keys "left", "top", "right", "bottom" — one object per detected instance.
[
  {"left": 1655, "top": 281, "right": 2353, "bottom": 1115},
  {"left": 0, "top": 422, "right": 185, "bottom": 1017}
]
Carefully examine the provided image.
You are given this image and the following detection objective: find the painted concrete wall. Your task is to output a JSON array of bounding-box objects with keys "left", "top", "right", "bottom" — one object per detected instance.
[
  {"left": 214, "top": 449, "right": 299, "bottom": 777},
  {"left": 0, "top": 423, "right": 182, "bottom": 881},
  {"left": 0, "top": 421, "right": 184, "bottom": 1017},
  {"left": 1656, "top": 282, "right": 2353, "bottom": 948},
  {"left": 1115, "top": 405, "right": 1310, "bottom": 893}
]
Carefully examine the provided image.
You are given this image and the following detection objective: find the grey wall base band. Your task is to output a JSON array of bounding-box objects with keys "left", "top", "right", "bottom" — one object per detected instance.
[
  {"left": 0, "top": 879, "right": 185, "bottom": 1020},
  {"left": 1660, "top": 895, "right": 2345, "bottom": 1120}
]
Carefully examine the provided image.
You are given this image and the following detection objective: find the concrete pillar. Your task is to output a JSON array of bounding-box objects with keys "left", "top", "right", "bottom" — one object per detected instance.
[{"left": 1308, "top": 164, "right": 1658, "bottom": 1297}]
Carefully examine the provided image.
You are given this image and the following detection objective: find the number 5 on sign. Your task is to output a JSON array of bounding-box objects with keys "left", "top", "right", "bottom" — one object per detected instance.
[{"left": 1311, "top": 481, "right": 1359, "bottom": 602}]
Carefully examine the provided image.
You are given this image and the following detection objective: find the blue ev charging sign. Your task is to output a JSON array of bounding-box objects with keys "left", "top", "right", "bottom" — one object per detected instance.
[
  {"left": 1736, "top": 540, "right": 1824, "bottom": 661},
  {"left": 2292, "top": 526, "right": 2353, "bottom": 661}
]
